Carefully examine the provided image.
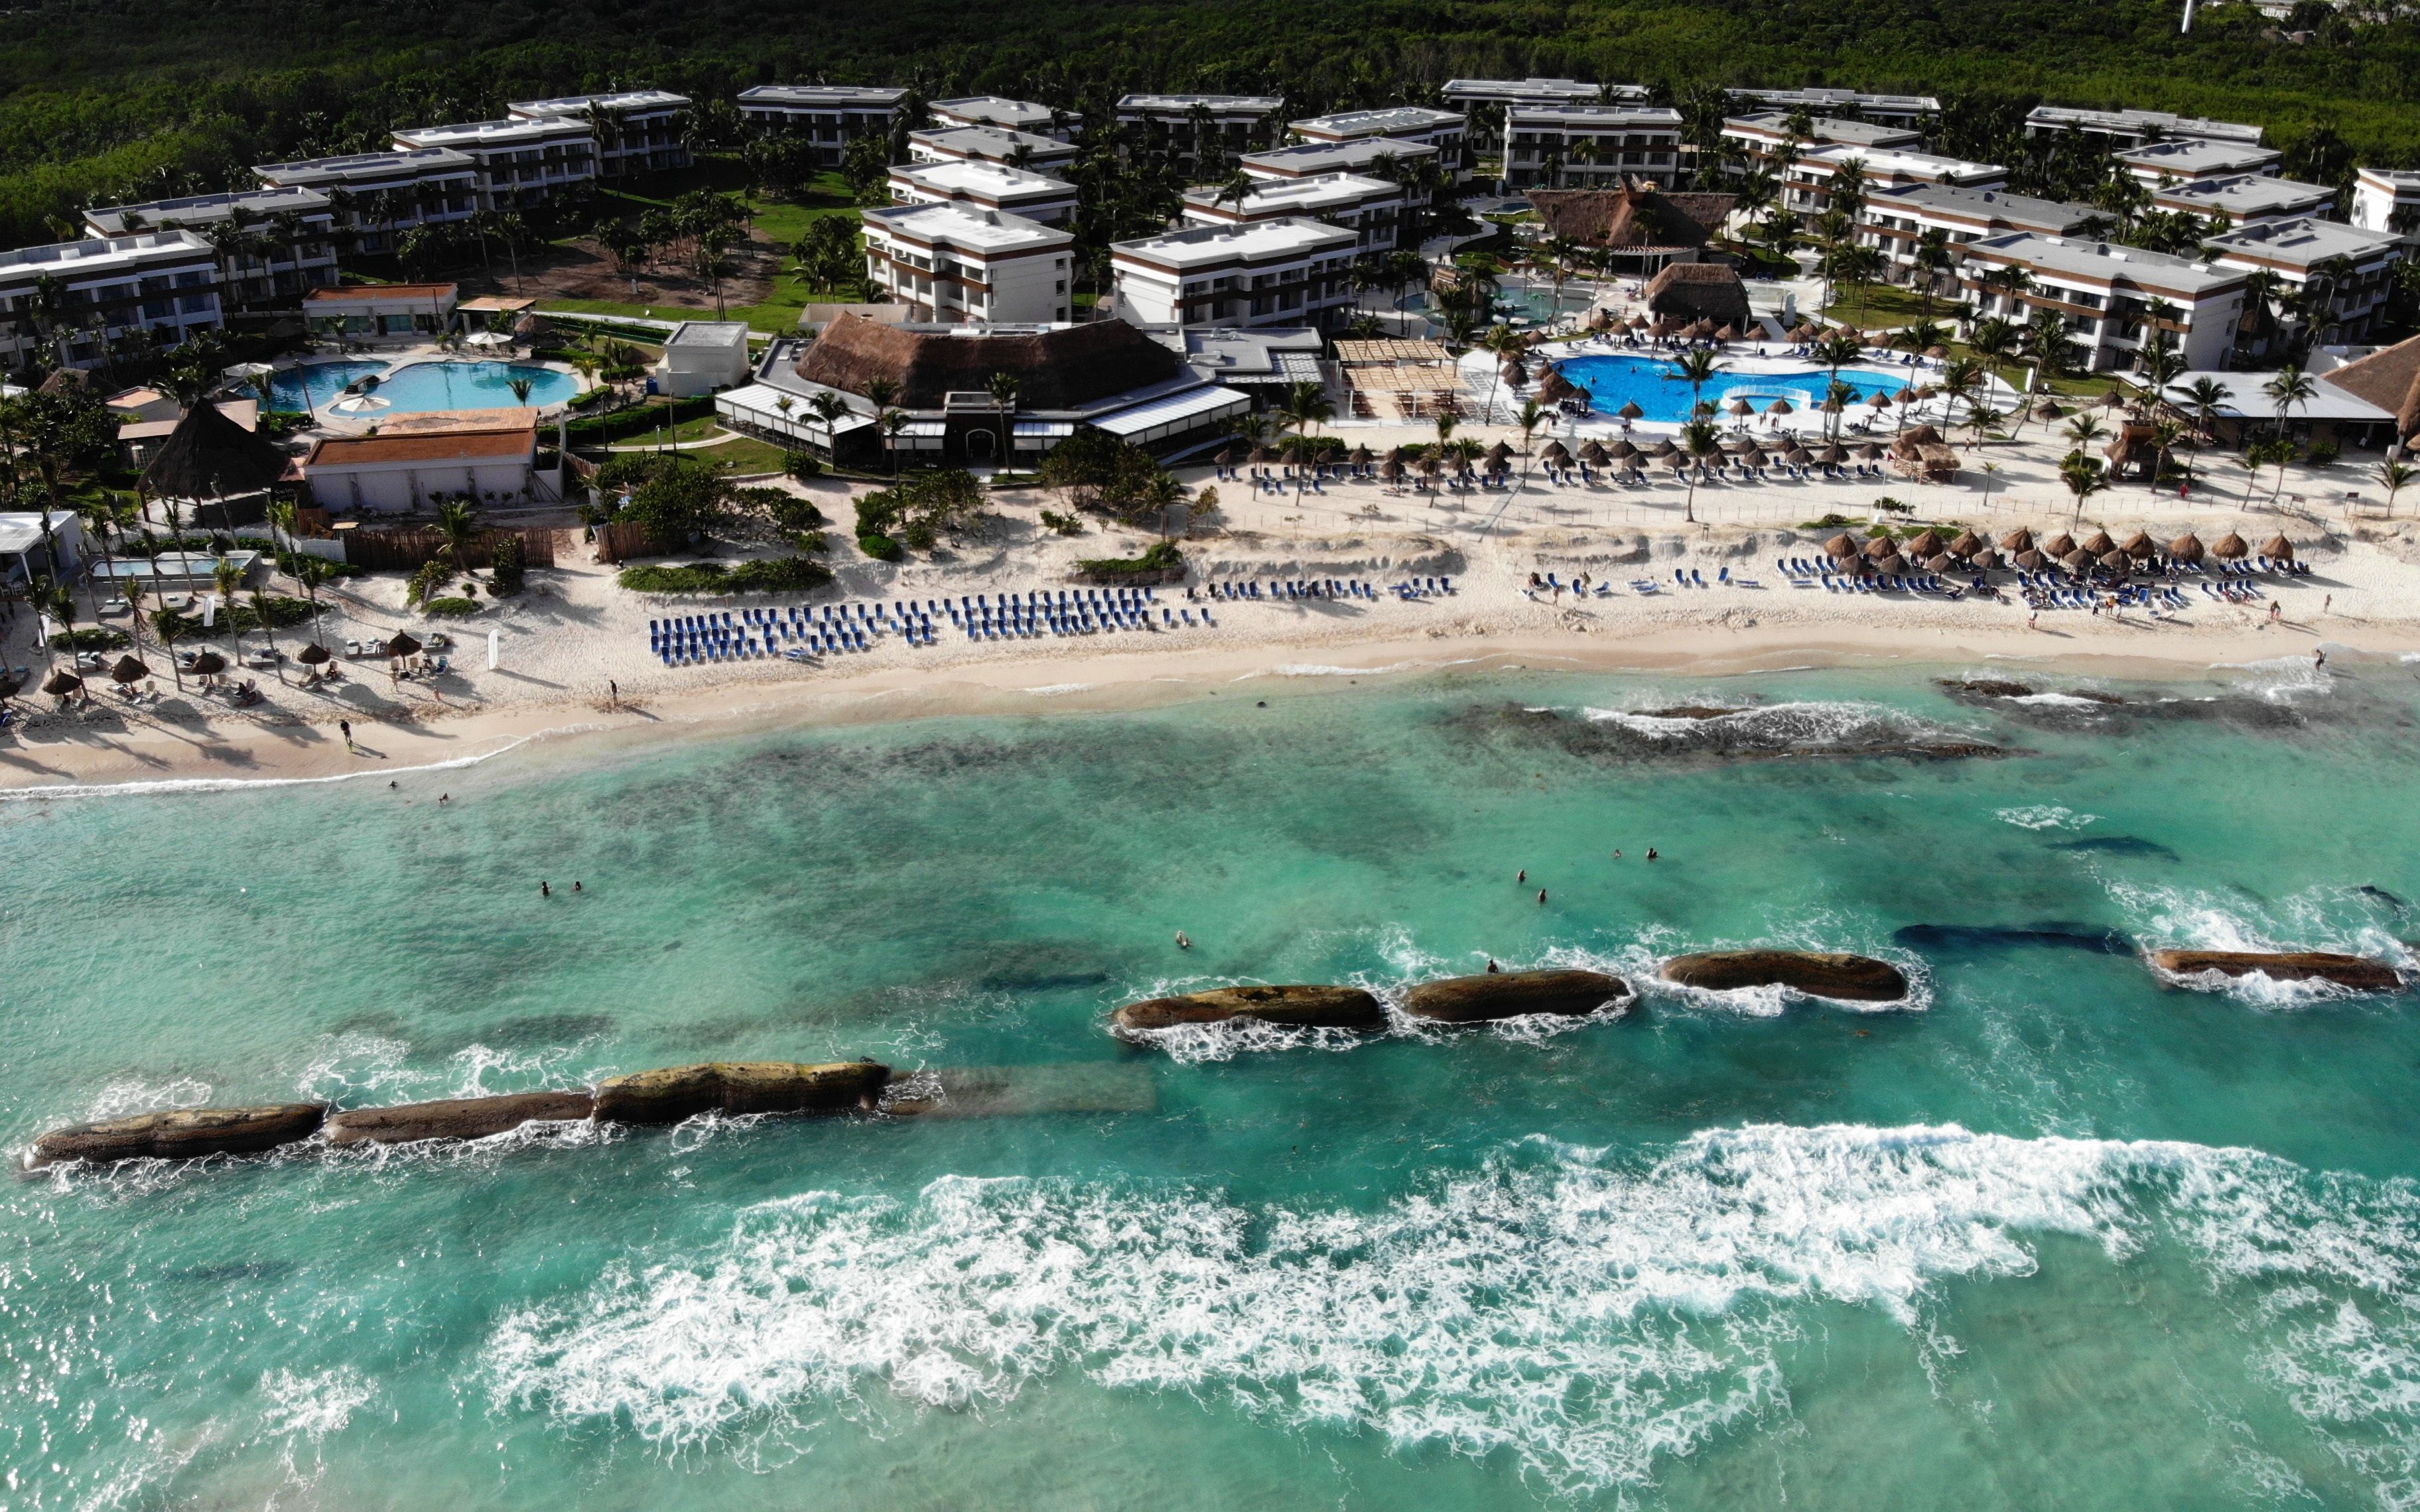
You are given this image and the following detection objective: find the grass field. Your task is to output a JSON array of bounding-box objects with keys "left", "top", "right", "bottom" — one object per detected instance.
[{"left": 546, "top": 168, "right": 868, "bottom": 334}]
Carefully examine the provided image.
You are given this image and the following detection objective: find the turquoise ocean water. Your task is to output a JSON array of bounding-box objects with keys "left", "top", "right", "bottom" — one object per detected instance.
[{"left": 5, "top": 659, "right": 2420, "bottom": 1509}]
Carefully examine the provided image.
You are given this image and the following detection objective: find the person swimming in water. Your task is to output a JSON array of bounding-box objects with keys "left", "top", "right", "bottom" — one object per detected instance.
[
  {"left": 1176, "top": 931, "right": 1191, "bottom": 950},
  {"left": 1517, "top": 869, "right": 1526, "bottom": 883},
  {"left": 1647, "top": 848, "right": 1658, "bottom": 861},
  {"left": 540, "top": 881, "right": 551, "bottom": 897},
  {"left": 1485, "top": 958, "right": 1501, "bottom": 974},
  {"left": 1538, "top": 889, "right": 1547, "bottom": 904}
]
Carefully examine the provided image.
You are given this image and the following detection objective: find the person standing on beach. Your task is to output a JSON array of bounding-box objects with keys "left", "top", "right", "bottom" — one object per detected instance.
[{"left": 340, "top": 719, "right": 353, "bottom": 753}]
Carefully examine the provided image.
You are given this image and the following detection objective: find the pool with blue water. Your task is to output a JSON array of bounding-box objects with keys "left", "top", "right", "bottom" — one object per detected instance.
[
  {"left": 270, "top": 359, "right": 581, "bottom": 414},
  {"left": 1554, "top": 353, "right": 1909, "bottom": 424}
]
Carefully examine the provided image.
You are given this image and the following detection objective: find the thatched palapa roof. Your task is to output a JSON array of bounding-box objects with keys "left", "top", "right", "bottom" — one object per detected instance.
[
  {"left": 143, "top": 401, "right": 291, "bottom": 502},
  {"left": 798, "top": 313, "right": 1181, "bottom": 411},
  {"left": 1526, "top": 185, "right": 1739, "bottom": 251},
  {"left": 1643, "top": 263, "right": 1751, "bottom": 328}
]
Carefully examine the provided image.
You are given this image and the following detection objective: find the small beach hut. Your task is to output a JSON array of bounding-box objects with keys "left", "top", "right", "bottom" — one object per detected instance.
[
  {"left": 109, "top": 655, "right": 149, "bottom": 686},
  {"left": 2261, "top": 535, "right": 2295, "bottom": 560},
  {"left": 2212, "top": 532, "right": 2250, "bottom": 560},
  {"left": 2169, "top": 532, "right": 2205, "bottom": 562}
]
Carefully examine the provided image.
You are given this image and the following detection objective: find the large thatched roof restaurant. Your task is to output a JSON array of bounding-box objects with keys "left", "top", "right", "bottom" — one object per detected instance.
[{"left": 716, "top": 314, "right": 1254, "bottom": 466}]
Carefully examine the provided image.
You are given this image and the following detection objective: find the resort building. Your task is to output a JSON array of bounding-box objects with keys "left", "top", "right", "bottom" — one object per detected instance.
[
  {"left": 1501, "top": 105, "right": 1684, "bottom": 189},
  {"left": 1958, "top": 233, "right": 2248, "bottom": 370},
  {"left": 888, "top": 160, "right": 1079, "bottom": 226},
  {"left": 905, "top": 125, "right": 1079, "bottom": 174},
  {"left": 0, "top": 511, "right": 82, "bottom": 589},
  {"left": 1525, "top": 183, "right": 1740, "bottom": 271},
  {"left": 300, "top": 409, "right": 540, "bottom": 513},
  {"left": 300, "top": 282, "right": 458, "bottom": 340},
  {"left": 1782, "top": 145, "right": 2006, "bottom": 214},
  {"left": 1288, "top": 107, "right": 1468, "bottom": 178},
  {"left": 505, "top": 90, "right": 691, "bottom": 176},
  {"left": 1174, "top": 326, "right": 1328, "bottom": 399},
  {"left": 2022, "top": 106, "right": 2264, "bottom": 151},
  {"left": 389, "top": 117, "right": 597, "bottom": 210},
  {"left": 1856, "top": 182, "right": 2095, "bottom": 282},
  {"left": 651, "top": 321, "right": 752, "bottom": 397},
  {"left": 2351, "top": 168, "right": 2420, "bottom": 243},
  {"left": 858, "top": 203, "right": 1075, "bottom": 324},
  {"left": 1727, "top": 88, "right": 1938, "bottom": 130},
  {"left": 2203, "top": 217, "right": 2408, "bottom": 347},
  {"left": 727, "top": 316, "right": 1250, "bottom": 465},
  {"left": 1240, "top": 138, "right": 1441, "bottom": 197},
  {"left": 2115, "top": 137, "right": 2282, "bottom": 186},
  {"left": 1720, "top": 113, "right": 1920, "bottom": 166},
  {"left": 2156, "top": 365, "right": 2403, "bottom": 450},
  {"left": 929, "top": 96, "right": 1068, "bottom": 140},
  {"left": 1442, "top": 78, "right": 1647, "bottom": 107},
  {"left": 0, "top": 232, "right": 222, "bottom": 371},
  {"left": 81, "top": 187, "right": 338, "bottom": 310},
  {"left": 1109, "top": 218, "right": 1361, "bottom": 332},
  {"left": 251, "top": 148, "right": 478, "bottom": 254},
  {"left": 2148, "top": 174, "right": 2338, "bottom": 227},
  {"left": 1114, "top": 94, "right": 1286, "bottom": 162},
  {"left": 1179, "top": 172, "right": 1404, "bottom": 251},
  {"left": 735, "top": 86, "right": 910, "bottom": 167}
]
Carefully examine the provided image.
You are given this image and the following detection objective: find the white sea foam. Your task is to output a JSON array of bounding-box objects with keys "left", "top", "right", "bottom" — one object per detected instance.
[
  {"left": 2105, "top": 879, "right": 2415, "bottom": 1007},
  {"left": 255, "top": 1367, "right": 374, "bottom": 1442},
  {"left": 1996, "top": 804, "right": 2102, "bottom": 831},
  {"left": 0, "top": 737, "right": 531, "bottom": 801},
  {"left": 481, "top": 1123, "right": 2420, "bottom": 1499},
  {"left": 1022, "top": 683, "right": 1096, "bottom": 696},
  {"left": 1579, "top": 699, "right": 1976, "bottom": 755}
]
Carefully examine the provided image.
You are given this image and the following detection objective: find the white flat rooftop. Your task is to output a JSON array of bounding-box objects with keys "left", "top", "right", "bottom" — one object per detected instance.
[
  {"left": 1505, "top": 105, "right": 1684, "bottom": 127},
  {"left": 1114, "top": 217, "right": 1357, "bottom": 267},
  {"left": 2161, "top": 370, "right": 2391, "bottom": 422},
  {"left": 509, "top": 90, "right": 687, "bottom": 115},
  {"left": 1968, "top": 232, "right": 2247, "bottom": 294},
  {"left": 665, "top": 321, "right": 750, "bottom": 347},
  {"left": 0, "top": 511, "right": 76, "bottom": 555},
  {"left": 892, "top": 160, "right": 1075, "bottom": 198},
  {"left": 2118, "top": 138, "right": 2281, "bottom": 174},
  {"left": 1185, "top": 171, "right": 1398, "bottom": 217},
  {"left": 1726, "top": 112, "right": 1919, "bottom": 148},
  {"left": 1242, "top": 138, "right": 1438, "bottom": 175},
  {"left": 1868, "top": 182, "right": 2090, "bottom": 231},
  {"left": 0, "top": 231, "right": 214, "bottom": 276},
  {"left": 738, "top": 85, "right": 908, "bottom": 107},
  {"left": 1118, "top": 93, "right": 1284, "bottom": 113},
  {"left": 253, "top": 147, "right": 476, "bottom": 182},
  {"left": 862, "top": 202, "right": 1071, "bottom": 253},
  {"left": 2027, "top": 105, "right": 2263, "bottom": 145},
  {"left": 2204, "top": 216, "right": 2406, "bottom": 269},
  {"left": 1290, "top": 106, "right": 1463, "bottom": 138},
  {"left": 931, "top": 96, "right": 1057, "bottom": 131},
  {"left": 1730, "top": 87, "right": 1940, "bottom": 112},
  {"left": 909, "top": 125, "right": 1073, "bottom": 160},
  {"left": 1444, "top": 78, "right": 1639, "bottom": 101},
  {"left": 2155, "top": 174, "right": 2336, "bottom": 218},
  {"left": 1803, "top": 144, "right": 2003, "bottom": 180},
  {"left": 395, "top": 117, "right": 590, "bottom": 149},
  {"left": 84, "top": 186, "right": 331, "bottom": 234}
]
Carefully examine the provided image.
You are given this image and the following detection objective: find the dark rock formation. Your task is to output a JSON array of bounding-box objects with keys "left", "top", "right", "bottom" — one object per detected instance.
[
  {"left": 1111, "top": 983, "right": 1385, "bottom": 1034},
  {"left": 2150, "top": 950, "right": 2404, "bottom": 992},
  {"left": 592, "top": 1061, "right": 891, "bottom": 1124},
  {"left": 32, "top": 1103, "right": 326, "bottom": 1166},
  {"left": 1402, "top": 969, "right": 1633, "bottom": 1023},
  {"left": 1941, "top": 678, "right": 2035, "bottom": 698},
  {"left": 1661, "top": 950, "right": 1910, "bottom": 1002},
  {"left": 325, "top": 1091, "right": 596, "bottom": 1147}
]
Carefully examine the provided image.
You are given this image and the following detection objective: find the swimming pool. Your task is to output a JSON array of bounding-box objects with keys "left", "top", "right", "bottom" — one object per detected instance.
[
  {"left": 1552, "top": 353, "right": 1908, "bottom": 424},
  {"left": 271, "top": 360, "right": 581, "bottom": 414}
]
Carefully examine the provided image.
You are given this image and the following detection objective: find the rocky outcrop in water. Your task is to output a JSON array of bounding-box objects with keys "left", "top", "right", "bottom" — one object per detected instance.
[
  {"left": 31, "top": 1103, "right": 326, "bottom": 1166},
  {"left": 1402, "top": 969, "right": 1633, "bottom": 1023},
  {"left": 1449, "top": 703, "right": 2006, "bottom": 766},
  {"left": 591, "top": 1061, "right": 891, "bottom": 1123},
  {"left": 882, "top": 1064, "right": 1160, "bottom": 1118},
  {"left": 1660, "top": 950, "right": 1909, "bottom": 1002},
  {"left": 325, "top": 1091, "right": 596, "bottom": 1147},
  {"left": 1111, "top": 983, "right": 1386, "bottom": 1033},
  {"left": 2149, "top": 950, "right": 2404, "bottom": 992}
]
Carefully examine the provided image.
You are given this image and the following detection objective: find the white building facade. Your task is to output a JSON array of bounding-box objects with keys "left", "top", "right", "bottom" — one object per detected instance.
[
  {"left": 736, "top": 86, "right": 909, "bottom": 168},
  {"left": 82, "top": 187, "right": 338, "bottom": 308},
  {"left": 929, "top": 97, "right": 1067, "bottom": 139},
  {"left": 2351, "top": 168, "right": 2420, "bottom": 244},
  {"left": 1180, "top": 172, "right": 1404, "bottom": 251},
  {"left": 2022, "top": 106, "right": 2263, "bottom": 151},
  {"left": 507, "top": 91, "right": 691, "bottom": 176},
  {"left": 905, "top": 125, "right": 1077, "bottom": 174},
  {"left": 888, "top": 160, "right": 1079, "bottom": 225},
  {"left": 1959, "top": 233, "right": 2249, "bottom": 371},
  {"left": 1288, "top": 107, "right": 1468, "bottom": 179},
  {"left": 1110, "top": 218, "right": 1360, "bottom": 332},
  {"left": 390, "top": 117, "right": 597, "bottom": 210},
  {"left": 2116, "top": 137, "right": 2283, "bottom": 186},
  {"left": 252, "top": 149, "right": 479, "bottom": 253},
  {"left": 860, "top": 203, "right": 1074, "bottom": 324},
  {"left": 1855, "top": 183, "right": 2094, "bottom": 283},
  {"left": 2204, "top": 217, "right": 2407, "bottom": 347},
  {"left": 0, "top": 232, "right": 223, "bottom": 371},
  {"left": 1503, "top": 106, "right": 1684, "bottom": 189},
  {"left": 1783, "top": 145, "right": 2006, "bottom": 214}
]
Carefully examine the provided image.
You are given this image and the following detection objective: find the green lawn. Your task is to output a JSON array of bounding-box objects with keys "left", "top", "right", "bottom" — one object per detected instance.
[
  {"left": 707, "top": 436, "right": 793, "bottom": 473},
  {"left": 1822, "top": 283, "right": 1950, "bottom": 331}
]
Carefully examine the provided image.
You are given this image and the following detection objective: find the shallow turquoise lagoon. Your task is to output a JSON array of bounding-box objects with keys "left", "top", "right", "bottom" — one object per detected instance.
[{"left": 4, "top": 660, "right": 2419, "bottom": 1509}]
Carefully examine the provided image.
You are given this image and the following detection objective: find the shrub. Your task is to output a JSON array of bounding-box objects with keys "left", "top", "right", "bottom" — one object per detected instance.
[
  {"left": 48, "top": 626, "right": 130, "bottom": 651},
  {"left": 617, "top": 557, "right": 833, "bottom": 594},
  {"left": 857, "top": 531, "right": 902, "bottom": 562},
  {"left": 2307, "top": 439, "right": 2340, "bottom": 468},
  {"left": 1039, "top": 509, "right": 1085, "bottom": 535},
  {"left": 153, "top": 595, "right": 320, "bottom": 638},
  {"left": 405, "top": 558, "right": 452, "bottom": 607},
  {"left": 784, "top": 449, "right": 822, "bottom": 479},
  {"left": 1077, "top": 540, "right": 1184, "bottom": 577},
  {"left": 901, "top": 520, "right": 937, "bottom": 551},
  {"left": 793, "top": 529, "right": 829, "bottom": 554},
  {"left": 423, "top": 596, "right": 479, "bottom": 617},
  {"left": 488, "top": 534, "right": 527, "bottom": 595}
]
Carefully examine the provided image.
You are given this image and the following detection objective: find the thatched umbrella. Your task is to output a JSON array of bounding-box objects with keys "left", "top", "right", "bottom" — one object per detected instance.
[
  {"left": 1864, "top": 533, "right": 1898, "bottom": 560},
  {"left": 2000, "top": 527, "right": 2034, "bottom": 552},
  {"left": 2212, "top": 532, "right": 2249, "bottom": 560},
  {"left": 1855, "top": 442, "right": 1885, "bottom": 460},
  {"left": 1923, "top": 345, "right": 1949, "bottom": 359},
  {"left": 1666, "top": 451, "right": 1693, "bottom": 473},
  {"left": 1949, "top": 529, "right": 1985, "bottom": 558},
  {"left": 1504, "top": 357, "right": 1531, "bottom": 387},
  {"left": 1817, "top": 443, "right": 1848, "bottom": 465},
  {"left": 1603, "top": 438, "right": 1638, "bottom": 460},
  {"left": 141, "top": 401, "right": 293, "bottom": 536},
  {"left": 1875, "top": 551, "right": 1909, "bottom": 574},
  {"left": 1617, "top": 401, "right": 1645, "bottom": 421},
  {"left": 1741, "top": 447, "right": 1770, "bottom": 470},
  {"left": 1647, "top": 437, "right": 1678, "bottom": 457},
  {"left": 2079, "top": 529, "right": 2116, "bottom": 556},
  {"left": 1719, "top": 434, "right": 1755, "bottom": 452},
  {"left": 1905, "top": 528, "right": 1946, "bottom": 558},
  {"left": 2061, "top": 548, "right": 2094, "bottom": 574},
  {"left": 1825, "top": 533, "right": 1861, "bottom": 558},
  {"left": 1379, "top": 458, "right": 1405, "bottom": 484},
  {"left": 1686, "top": 318, "right": 1717, "bottom": 340},
  {"left": 1349, "top": 444, "right": 1375, "bottom": 467},
  {"left": 2042, "top": 532, "right": 2078, "bottom": 559},
  {"left": 1215, "top": 444, "right": 1243, "bottom": 466},
  {"left": 2033, "top": 399, "right": 2066, "bottom": 420},
  {"left": 1788, "top": 322, "right": 1819, "bottom": 341},
  {"left": 1485, "top": 440, "right": 1514, "bottom": 464},
  {"left": 1766, "top": 398, "right": 1794, "bottom": 416},
  {"left": 1925, "top": 552, "right": 1957, "bottom": 574},
  {"left": 190, "top": 650, "right": 226, "bottom": 677},
  {"left": 1386, "top": 444, "right": 1410, "bottom": 464},
  {"left": 1589, "top": 308, "right": 1613, "bottom": 332},
  {"left": 1970, "top": 548, "right": 2003, "bottom": 571},
  {"left": 1694, "top": 400, "right": 1718, "bottom": 419},
  {"left": 1540, "top": 438, "right": 1573, "bottom": 462},
  {"left": 2014, "top": 548, "right": 2047, "bottom": 570},
  {"left": 1578, "top": 440, "right": 1611, "bottom": 465},
  {"left": 42, "top": 668, "right": 82, "bottom": 699},
  {"left": 385, "top": 631, "right": 423, "bottom": 659},
  {"left": 2122, "top": 531, "right": 2158, "bottom": 559},
  {"left": 1714, "top": 324, "right": 1742, "bottom": 343},
  {"left": 1867, "top": 391, "right": 1895, "bottom": 411},
  {"left": 1250, "top": 445, "right": 1280, "bottom": 465},
  {"left": 2099, "top": 549, "right": 2131, "bottom": 573},
  {"left": 2169, "top": 532, "right": 2205, "bottom": 562},
  {"left": 109, "top": 655, "right": 149, "bottom": 686},
  {"left": 297, "top": 642, "right": 331, "bottom": 668},
  {"left": 1727, "top": 397, "right": 1755, "bottom": 416},
  {"left": 2261, "top": 535, "right": 2295, "bottom": 560},
  {"left": 1783, "top": 444, "right": 1814, "bottom": 467},
  {"left": 1648, "top": 318, "right": 1680, "bottom": 338}
]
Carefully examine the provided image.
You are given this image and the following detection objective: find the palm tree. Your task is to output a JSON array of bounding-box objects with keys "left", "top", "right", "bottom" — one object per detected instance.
[
  {"left": 2060, "top": 454, "right": 2110, "bottom": 524},
  {"left": 1141, "top": 469, "right": 1187, "bottom": 539},
  {"left": 1911, "top": 228, "right": 1954, "bottom": 317},
  {"left": 2262, "top": 363, "right": 2315, "bottom": 444},
  {"left": 2378, "top": 460, "right": 2414, "bottom": 517},
  {"left": 807, "top": 390, "right": 852, "bottom": 457},
  {"left": 1809, "top": 332, "right": 1864, "bottom": 441},
  {"left": 2178, "top": 375, "right": 2230, "bottom": 485},
  {"left": 249, "top": 587, "right": 285, "bottom": 682},
  {"left": 507, "top": 376, "right": 535, "bottom": 407},
  {"left": 435, "top": 496, "right": 482, "bottom": 571},
  {"left": 1663, "top": 346, "right": 1726, "bottom": 420},
  {"left": 984, "top": 371, "right": 1019, "bottom": 464},
  {"left": 880, "top": 409, "right": 910, "bottom": 473},
  {"left": 2062, "top": 412, "right": 2108, "bottom": 460},
  {"left": 1278, "top": 379, "right": 1334, "bottom": 499},
  {"left": 1677, "top": 418, "right": 1721, "bottom": 524},
  {"left": 212, "top": 556, "right": 245, "bottom": 666}
]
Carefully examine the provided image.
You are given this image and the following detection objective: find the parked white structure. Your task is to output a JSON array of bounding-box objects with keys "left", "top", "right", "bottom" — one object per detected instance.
[
  {"left": 2149, "top": 174, "right": 2336, "bottom": 227},
  {"left": 82, "top": 187, "right": 338, "bottom": 308},
  {"left": 1784, "top": 145, "right": 2005, "bottom": 213},
  {"left": 507, "top": 90, "right": 691, "bottom": 176},
  {"left": 252, "top": 148, "right": 478, "bottom": 253},
  {"left": 736, "top": 86, "right": 909, "bottom": 168},
  {"left": 1180, "top": 172, "right": 1404, "bottom": 250},
  {"left": 391, "top": 117, "right": 597, "bottom": 210},
  {"left": 652, "top": 321, "right": 752, "bottom": 397},
  {"left": 1110, "top": 218, "right": 1359, "bottom": 331},
  {"left": 906, "top": 125, "right": 1077, "bottom": 174},
  {"left": 1960, "top": 233, "right": 2249, "bottom": 370},
  {"left": 301, "top": 409, "right": 539, "bottom": 513},
  {"left": 859, "top": 203, "right": 1074, "bottom": 324},
  {"left": 1857, "top": 183, "right": 2094, "bottom": 282},
  {"left": 1503, "top": 105, "right": 1684, "bottom": 188},
  {"left": 0, "top": 232, "right": 222, "bottom": 371},
  {"left": 930, "top": 96, "right": 1067, "bottom": 139},
  {"left": 2351, "top": 168, "right": 2420, "bottom": 243},
  {"left": 888, "top": 160, "right": 1079, "bottom": 225},
  {"left": 2116, "top": 137, "right": 2281, "bottom": 186},
  {"left": 2204, "top": 217, "right": 2407, "bottom": 347},
  {"left": 2023, "top": 105, "right": 2263, "bottom": 150},
  {"left": 1727, "top": 88, "right": 1938, "bottom": 129}
]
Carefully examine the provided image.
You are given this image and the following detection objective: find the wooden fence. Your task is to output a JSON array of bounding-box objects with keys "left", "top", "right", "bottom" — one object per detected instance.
[
  {"left": 591, "top": 520, "right": 678, "bottom": 564},
  {"left": 340, "top": 527, "right": 560, "bottom": 572}
]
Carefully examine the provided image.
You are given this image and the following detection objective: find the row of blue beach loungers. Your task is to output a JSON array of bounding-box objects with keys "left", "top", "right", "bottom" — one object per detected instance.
[
  {"left": 649, "top": 588, "right": 1201, "bottom": 666},
  {"left": 1205, "top": 576, "right": 1453, "bottom": 601}
]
